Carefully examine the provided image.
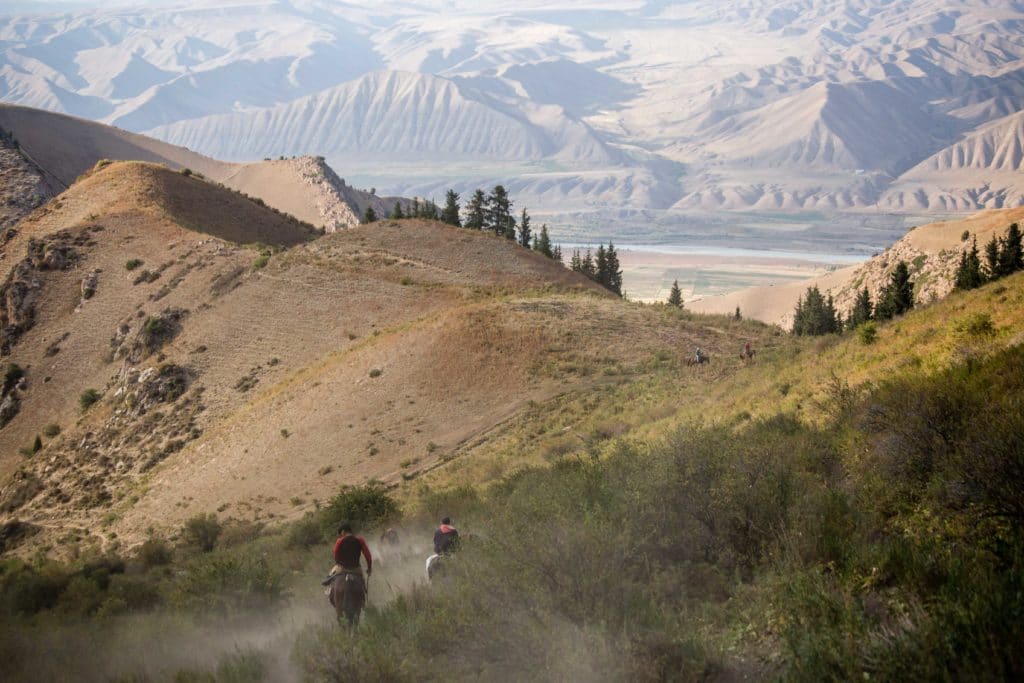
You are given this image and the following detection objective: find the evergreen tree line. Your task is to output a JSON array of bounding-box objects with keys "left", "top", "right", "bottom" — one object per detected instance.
[
  {"left": 362, "top": 186, "right": 572, "bottom": 278},
  {"left": 954, "top": 223, "right": 1023, "bottom": 292},
  {"left": 569, "top": 243, "right": 623, "bottom": 296},
  {"left": 793, "top": 260, "right": 915, "bottom": 336}
]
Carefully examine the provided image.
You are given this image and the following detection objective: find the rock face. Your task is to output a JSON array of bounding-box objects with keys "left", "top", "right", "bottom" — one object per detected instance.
[
  {"left": 0, "top": 128, "right": 63, "bottom": 235},
  {"left": 0, "top": 227, "right": 98, "bottom": 354}
]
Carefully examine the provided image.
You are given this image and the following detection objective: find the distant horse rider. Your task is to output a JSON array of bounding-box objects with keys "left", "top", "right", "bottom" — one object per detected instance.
[
  {"left": 742, "top": 340, "right": 753, "bottom": 360},
  {"left": 694, "top": 346, "right": 706, "bottom": 364},
  {"left": 427, "top": 516, "right": 460, "bottom": 580},
  {"left": 434, "top": 516, "right": 460, "bottom": 555},
  {"left": 324, "top": 522, "right": 372, "bottom": 626}
]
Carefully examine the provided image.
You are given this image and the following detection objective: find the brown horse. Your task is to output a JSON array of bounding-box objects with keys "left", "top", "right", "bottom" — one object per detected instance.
[
  {"left": 687, "top": 354, "right": 710, "bottom": 366},
  {"left": 328, "top": 569, "right": 367, "bottom": 629}
]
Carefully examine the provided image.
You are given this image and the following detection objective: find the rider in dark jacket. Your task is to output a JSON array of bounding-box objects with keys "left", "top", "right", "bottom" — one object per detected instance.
[{"left": 433, "top": 516, "right": 459, "bottom": 555}]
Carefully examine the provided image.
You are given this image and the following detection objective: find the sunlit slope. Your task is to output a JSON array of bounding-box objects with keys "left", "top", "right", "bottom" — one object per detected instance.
[
  {"left": 5, "top": 163, "right": 781, "bottom": 554},
  {"left": 690, "top": 206, "right": 1024, "bottom": 327}
]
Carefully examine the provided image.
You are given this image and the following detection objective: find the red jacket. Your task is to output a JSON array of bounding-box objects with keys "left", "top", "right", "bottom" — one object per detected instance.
[{"left": 333, "top": 534, "right": 372, "bottom": 572}]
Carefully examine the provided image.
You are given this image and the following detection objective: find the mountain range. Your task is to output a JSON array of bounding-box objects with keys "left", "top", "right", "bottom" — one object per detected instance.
[{"left": 2, "top": 0, "right": 1023, "bottom": 220}]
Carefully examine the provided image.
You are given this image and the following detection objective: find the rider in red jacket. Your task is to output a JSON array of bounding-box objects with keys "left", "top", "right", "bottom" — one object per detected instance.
[{"left": 333, "top": 522, "right": 372, "bottom": 575}]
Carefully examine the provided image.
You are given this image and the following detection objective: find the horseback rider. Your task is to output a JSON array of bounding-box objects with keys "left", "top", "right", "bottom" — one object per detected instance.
[
  {"left": 433, "top": 516, "right": 460, "bottom": 555},
  {"left": 743, "top": 340, "right": 752, "bottom": 358},
  {"left": 326, "top": 522, "right": 372, "bottom": 583},
  {"left": 694, "top": 346, "right": 705, "bottom": 364}
]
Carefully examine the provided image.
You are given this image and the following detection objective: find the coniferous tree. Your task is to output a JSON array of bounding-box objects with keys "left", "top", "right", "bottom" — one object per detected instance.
[
  {"left": 570, "top": 250, "right": 582, "bottom": 272},
  {"left": 848, "top": 287, "right": 873, "bottom": 327},
  {"left": 984, "top": 235, "right": 1000, "bottom": 279},
  {"left": 392, "top": 202, "right": 404, "bottom": 220},
  {"left": 954, "top": 237, "right": 985, "bottom": 290},
  {"left": 605, "top": 242, "right": 622, "bottom": 295},
  {"left": 595, "top": 244, "right": 608, "bottom": 287},
  {"left": 552, "top": 244, "right": 562, "bottom": 263},
  {"left": 363, "top": 206, "right": 378, "bottom": 223},
  {"left": 734, "top": 306, "right": 741, "bottom": 320},
  {"left": 668, "top": 280, "right": 683, "bottom": 307},
  {"left": 997, "top": 223, "right": 1023, "bottom": 277},
  {"left": 792, "top": 285, "right": 840, "bottom": 335},
  {"left": 874, "top": 261, "right": 914, "bottom": 321},
  {"left": 533, "top": 224, "right": 553, "bottom": 258},
  {"left": 518, "top": 208, "right": 532, "bottom": 248},
  {"left": 441, "top": 190, "right": 462, "bottom": 227},
  {"left": 411, "top": 198, "right": 420, "bottom": 218},
  {"left": 581, "top": 250, "right": 596, "bottom": 279},
  {"left": 486, "top": 185, "right": 513, "bottom": 236},
  {"left": 464, "top": 190, "right": 487, "bottom": 230}
]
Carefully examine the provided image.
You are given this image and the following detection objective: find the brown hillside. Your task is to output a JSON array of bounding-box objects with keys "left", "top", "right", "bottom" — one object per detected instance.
[
  {"left": 0, "top": 104, "right": 402, "bottom": 232},
  {"left": 0, "top": 167, "right": 774, "bottom": 555},
  {"left": 691, "top": 206, "right": 1024, "bottom": 327}
]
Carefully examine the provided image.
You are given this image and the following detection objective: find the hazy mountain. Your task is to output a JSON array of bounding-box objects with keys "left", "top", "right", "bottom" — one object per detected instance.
[{"left": 2, "top": 0, "right": 1023, "bottom": 216}]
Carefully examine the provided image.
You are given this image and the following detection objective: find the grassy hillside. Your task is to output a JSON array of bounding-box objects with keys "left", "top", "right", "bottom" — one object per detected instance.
[
  {"left": 1, "top": 166, "right": 1022, "bottom": 680},
  {"left": 0, "top": 164, "right": 784, "bottom": 560}
]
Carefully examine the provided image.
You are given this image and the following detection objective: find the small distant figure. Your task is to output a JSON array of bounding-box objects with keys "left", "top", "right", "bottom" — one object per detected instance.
[
  {"left": 741, "top": 341, "right": 755, "bottom": 361},
  {"left": 687, "top": 346, "right": 710, "bottom": 366},
  {"left": 379, "top": 527, "right": 399, "bottom": 547},
  {"left": 427, "top": 516, "right": 460, "bottom": 581},
  {"left": 433, "top": 516, "right": 459, "bottom": 555}
]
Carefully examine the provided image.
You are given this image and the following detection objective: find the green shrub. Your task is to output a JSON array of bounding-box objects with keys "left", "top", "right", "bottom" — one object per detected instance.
[
  {"left": 857, "top": 321, "right": 878, "bottom": 345},
  {"left": 319, "top": 483, "right": 398, "bottom": 535},
  {"left": 79, "top": 388, "right": 101, "bottom": 412},
  {"left": 171, "top": 554, "right": 287, "bottom": 614},
  {"left": 182, "top": 513, "right": 221, "bottom": 553},
  {"left": 286, "top": 514, "right": 323, "bottom": 549},
  {"left": 138, "top": 536, "right": 172, "bottom": 567},
  {"left": 369, "top": 368, "right": 382, "bottom": 378},
  {"left": 3, "top": 363, "right": 24, "bottom": 394},
  {"left": 955, "top": 311, "right": 996, "bottom": 338},
  {"left": 125, "top": 259, "right": 143, "bottom": 271},
  {"left": 42, "top": 423, "right": 60, "bottom": 438},
  {"left": 180, "top": 168, "right": 193, "bottom": 177}
]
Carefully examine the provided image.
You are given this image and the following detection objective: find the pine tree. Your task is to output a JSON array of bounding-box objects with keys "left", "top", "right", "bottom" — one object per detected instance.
[
  {"left": 363, "top": 205, "right": 378, "bottom": 223},
  {"left": 570, "top": 250, "right": 582, "bottom": 272},
  {"left": 848, "top": 287, "right": 873, "bottom": 327},
  {"left": 984, "top": 235, "right": 1000, "bottom": 279},
  {"left": 518, "top": 208, "right": 532, "bottom": 248},
  {"left": 392, "top": 202, "right": 404, "bottom": 220},
  {"left": 427, "top": 200, "right": 437, "bottom": 220},
  {"left": 533, "top": 224, "right": 553, "bottom": 258},
  {"left": 875, "top": 261, "right": 914, "bottom": 320},
  {"left": 441, "top": 190, "right": 461, "bottom": 227},
  {"left": 595, "top": 244, "right": 608, "bottom": 287},
  {"left": 552, "top": 244, "right": 562, "bottom": 263},
  {"left": 411, "top": 198, "right": 420, "bottom": 218},
  {"left": 486, "top": 185, "right": 512, "bottom": 236},
  {"left": 792, "top": 286, "right": 839, "bottom": 335},
  {"left": 464, "top": 189, "right": 487, "bottom": 230},
  {"left": 997, "top": 222, "right": 1023, "bottom": 277},
  {"left": 605, "top": 242, "right": 623, "bottom": 295},
  {"left": 581, "top": 250, "right": 596, "bottom": 279},
  {"left": 668, "top": 280, "right": 683, "bottom": 307},
  {"left": 954, "top": 237, "right": 985, "bottom": 290}
]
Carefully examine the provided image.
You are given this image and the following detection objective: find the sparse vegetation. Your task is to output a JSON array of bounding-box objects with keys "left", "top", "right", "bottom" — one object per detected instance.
[
  {"left": 42, "top": 423, "right": 60, "bottom": 438},
  {"left": 369, "top": 368, "right": 382, "bottom": 378},
  {"left": 182, "top": 513, "right": 222, "bottom": 553},
  {"left": 125, "top": 258, "right": 143, "bottom": 271},
  {"left": 78, "top": 388, "right": 101, "bottom": 412}
]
